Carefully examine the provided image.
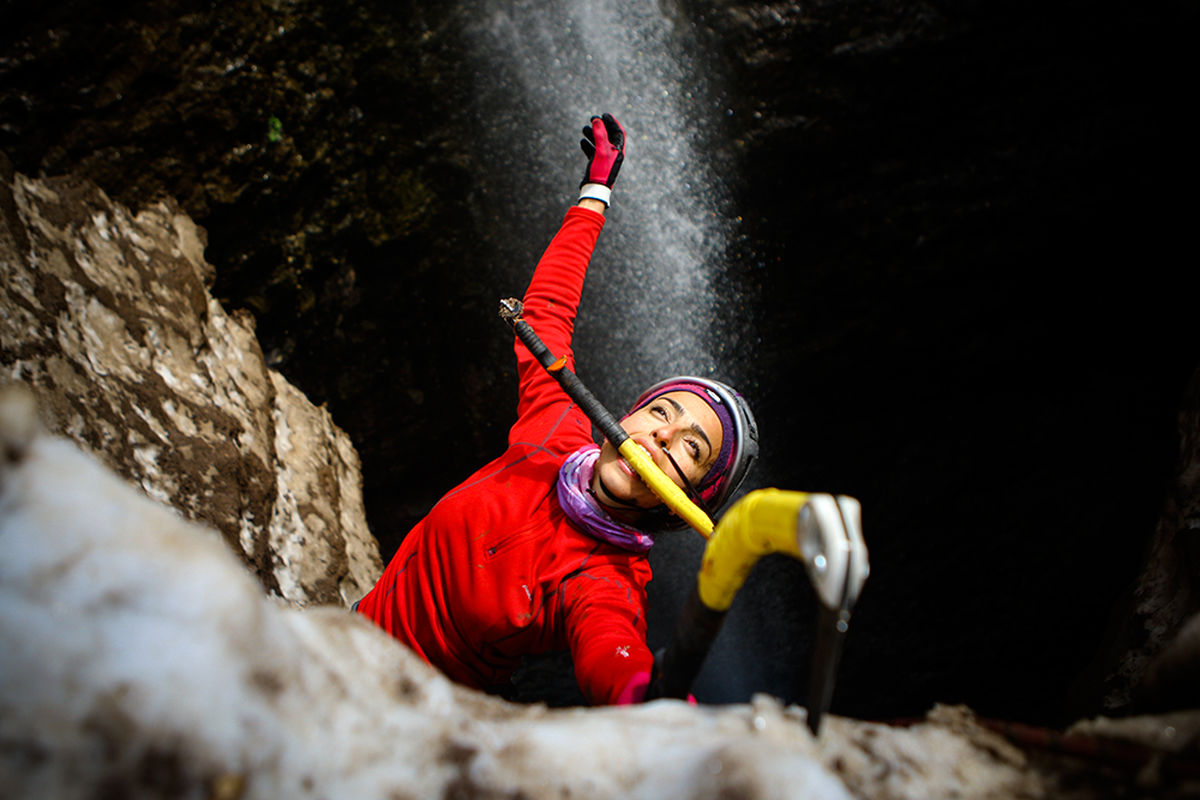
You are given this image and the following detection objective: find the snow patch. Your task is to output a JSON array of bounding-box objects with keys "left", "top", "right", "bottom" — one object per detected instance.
[{"left": 0, "top": 395, "right": 856, "bottom": 798}]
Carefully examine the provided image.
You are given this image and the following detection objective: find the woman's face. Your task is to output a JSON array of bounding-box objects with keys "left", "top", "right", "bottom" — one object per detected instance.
[{"left": 590, "top": 390, "right": 724, "bottom": 516}]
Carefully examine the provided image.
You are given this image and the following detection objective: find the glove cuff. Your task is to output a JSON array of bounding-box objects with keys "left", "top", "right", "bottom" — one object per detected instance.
[
  {"left": 578, "top": 183, "right": 612, "bottom": 208},
  {"left": 615, "top": 671, "right": 650, "bottom": 704}
]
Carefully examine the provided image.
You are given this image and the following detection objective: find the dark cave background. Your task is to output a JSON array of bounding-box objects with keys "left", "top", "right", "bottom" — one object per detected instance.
[{"left": 2, "top": 0, "right": 1196, "bottom": 727}]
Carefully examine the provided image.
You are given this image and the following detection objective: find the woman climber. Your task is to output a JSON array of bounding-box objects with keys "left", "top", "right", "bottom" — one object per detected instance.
[{"left": 354, "top": 113, "right": 758, "bottom": 705}]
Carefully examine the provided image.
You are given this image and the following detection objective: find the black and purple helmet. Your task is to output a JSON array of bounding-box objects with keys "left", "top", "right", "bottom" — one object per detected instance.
[{"left": 629, "top": 375, "right": 759, "bottom": 519}]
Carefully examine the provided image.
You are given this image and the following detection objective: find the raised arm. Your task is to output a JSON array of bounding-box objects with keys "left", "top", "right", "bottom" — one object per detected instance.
[
  {"left": 577, "top": 198, "right": 608, "bottom": 215},
  {"left": 511, "top": 114, "right": 627, "bottom": 437}
]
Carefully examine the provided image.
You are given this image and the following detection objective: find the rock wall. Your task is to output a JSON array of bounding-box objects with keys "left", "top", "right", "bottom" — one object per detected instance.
[
  {"left": 1080, "top": 366, "right": 1200, "bottom": 713},
  {"left": 0, "top": 155, "right": 381, "bottom": 606},
  {"left": 3, "top": 0, "right": 1198, "bottom": 723},
  {"left": 0, "top": 0, "right": 492, "bottom": 556}
]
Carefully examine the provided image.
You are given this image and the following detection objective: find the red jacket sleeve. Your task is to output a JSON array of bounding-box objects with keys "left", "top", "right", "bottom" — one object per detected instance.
[
  {"left": 510, "top": 206, "right": 605, "bottom": 446},
  {"left": 560, "top": 560, "right": 656, "bottom": 705}
]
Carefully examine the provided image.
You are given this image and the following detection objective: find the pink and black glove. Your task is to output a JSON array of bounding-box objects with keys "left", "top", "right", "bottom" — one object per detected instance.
[{"left": 578, "top": 113, "right": 626, "bottom": 207}]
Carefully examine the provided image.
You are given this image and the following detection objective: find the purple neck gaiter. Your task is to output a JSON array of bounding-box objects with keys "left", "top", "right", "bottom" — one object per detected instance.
[{"left": 556, "top": 445, "right": 655, "bottom": 553}]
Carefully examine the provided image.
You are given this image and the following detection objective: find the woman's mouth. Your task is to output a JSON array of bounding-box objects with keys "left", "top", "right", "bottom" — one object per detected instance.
[{"left": 619, "top": 440, "right": 656, "bottom": 482}]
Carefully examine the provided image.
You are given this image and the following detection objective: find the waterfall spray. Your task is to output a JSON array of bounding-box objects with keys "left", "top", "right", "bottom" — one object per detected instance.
[{"left": 462, "top": 0, "right": 735, "bottom": 404}]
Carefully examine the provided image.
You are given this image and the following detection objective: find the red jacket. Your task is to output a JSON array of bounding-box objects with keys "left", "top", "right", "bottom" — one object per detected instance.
[{"left": 356, "top": 206, "right": 655, "bottom": 704}]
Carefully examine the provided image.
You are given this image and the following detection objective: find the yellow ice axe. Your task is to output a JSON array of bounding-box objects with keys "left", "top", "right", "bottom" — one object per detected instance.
[
  {"left": 500, "top": 298, "right": 714, "bottom": 538},
  {"left": 652, "top": 488, "right": 869, "bottom": 735}
]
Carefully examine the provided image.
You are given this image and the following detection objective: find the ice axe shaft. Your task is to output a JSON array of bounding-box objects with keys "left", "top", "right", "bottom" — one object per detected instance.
[{"left": 499, "top": 298, "right": 714, "bottom": 538}]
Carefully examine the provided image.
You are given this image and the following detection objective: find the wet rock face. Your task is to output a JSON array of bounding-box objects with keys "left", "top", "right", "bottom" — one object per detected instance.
[
  {"left": 3, "top": 0, "right": 1199, "bottom": 723},
  {"left": 0, "top": 156, "right": 382, "bottom": 605},
  {"left": 0, "top": 0, "right": 501, "bottom": 556},
  {"left": 1096, "top": 369, "right": 1200, "bottom": 713}
]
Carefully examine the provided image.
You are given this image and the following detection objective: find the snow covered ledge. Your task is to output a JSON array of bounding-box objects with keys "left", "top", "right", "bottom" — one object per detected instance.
[{"left": 0, "top": 381, "right": 1048, "bottom": 798}]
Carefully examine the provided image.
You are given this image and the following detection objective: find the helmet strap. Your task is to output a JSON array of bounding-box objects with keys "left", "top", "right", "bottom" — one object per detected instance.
[
  {"left": 658, "top": 445, "right": 712, "bottom": 518},
  {"left": 590, "top": 475, "right": 645, "bottom": 510}
]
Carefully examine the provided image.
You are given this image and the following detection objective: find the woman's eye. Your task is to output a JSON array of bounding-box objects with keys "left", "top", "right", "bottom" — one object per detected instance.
[
  {"left": 652, "top": 405, "right": 668, "bottom": 419},
  {"left": 687, "top": 440, "right": 701, "bottom": 459}
]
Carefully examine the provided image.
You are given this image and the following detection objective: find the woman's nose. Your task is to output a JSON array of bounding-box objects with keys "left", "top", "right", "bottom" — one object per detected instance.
[{"left": 652, "top": 424, "right": 676, "bottom": 448}]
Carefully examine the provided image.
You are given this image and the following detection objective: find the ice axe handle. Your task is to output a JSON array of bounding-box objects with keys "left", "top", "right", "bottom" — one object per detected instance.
[
  {"left": 647, "top": 586, "right": 727, "bottom": 700},
  {"left": 499, "top": 298, "right": 715, "bottom": 538},
  {"left": 500, "top": 298, "right": 628, "bottom": 446}
]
